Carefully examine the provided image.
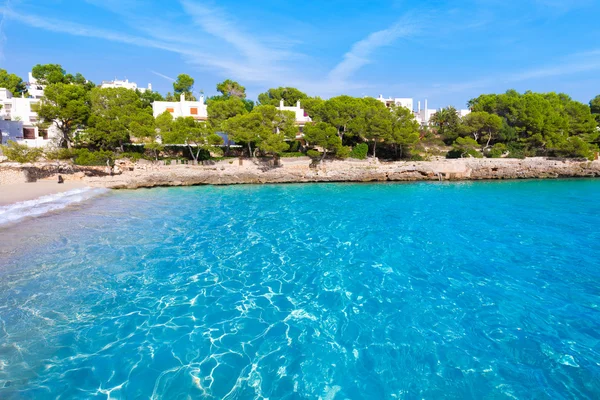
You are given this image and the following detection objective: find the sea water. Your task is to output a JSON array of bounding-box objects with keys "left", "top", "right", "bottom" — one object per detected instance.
[{"left": 0, "top": 181, "right": 599, "bottom": 399}]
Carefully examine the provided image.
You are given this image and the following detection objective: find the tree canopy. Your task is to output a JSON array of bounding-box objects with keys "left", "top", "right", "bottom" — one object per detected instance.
[
  {"left": 37, "top": 83, "right": 90, "bottom": 148},
  {"left": 171, "top": 74, "right": 195, "bottom": 100},
  {"left": 216, "top": 79, "right": 246, "bottom": 99},
  {"left": 257, "top": 87, "right": 308, "bottom": 107},
  {"left": 85, "top": 87, "right": 155, "bottom": 150},
  {"left": 0, "top": 69, "right": 27, "bottom": 96}
]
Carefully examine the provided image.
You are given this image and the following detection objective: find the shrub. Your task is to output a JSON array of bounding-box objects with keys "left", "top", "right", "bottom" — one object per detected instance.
[
  {"left": 349, "top": 143, "right": 368, "bottom": 160},
  {"left": 335, "top": 146, "right": 351, "bottom": 159},
  {"left": 118, "top": 151, "right": 144, "bottom": 162},
  {"left": 487, "top": 143, "right": 507, "bottom": 158},
  {"left": 306, "top": 149, "right": 321, "bottom": 159},
  {"left": 550, "top": 137, "right": 595, "bottom": 159},
  {"left": 448, "top": 137, "right": 482, "bottom": 158},
  {"left": 44, "top": 148, "right": 76, "bottom": 160},
  {"left": 280, "top": 152, "right": 306, "bottom": 158},
  {"left": 288, "top": 140, "right": 300, "bottom": 152},
  {"left": 0, "top": 141, "right": 43, "bottom": 163},
  {"left": 73, "top": 149, "right": 114, "bottom": 166}
]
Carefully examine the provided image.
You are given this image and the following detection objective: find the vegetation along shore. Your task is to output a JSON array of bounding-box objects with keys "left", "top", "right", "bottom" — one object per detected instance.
[{"left": 2, "top": 64, "right": 600, "bottom": 191}]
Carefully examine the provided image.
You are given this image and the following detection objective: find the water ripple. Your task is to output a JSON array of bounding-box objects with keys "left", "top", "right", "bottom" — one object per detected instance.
[{"left": 0, "top": 181, "right": 599, "bottom": 398}]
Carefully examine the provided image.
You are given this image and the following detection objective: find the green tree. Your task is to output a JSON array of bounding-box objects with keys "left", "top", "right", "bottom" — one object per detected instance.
[
  {"left": 361, "top": 98, "right": 393, "bottom": 158},
  {"left": 85, "top": 87, "right": 155, "bottom": 151},
  {"left": 301, "top": 97, "right": 325, "bottom": 120},
  {"left": 318, "top": 96, "right": 364, "bottom": 141},
  {"left": 591, "top": 95, "right": 600, "bottom": 126},
  {"left": 460, "top": 111, "right": 503, "bottom": 150},
  {"left": 173, "top": 74, "right": 195, "bottom": 100},
  {"left": 208, "top": 97, "right": 248, "bottom": 130},
  {"left": 450, "top": 137, "right": 482, "bottom": 158},
  {"left": 257, "top": 87, "right": 307, "bottom": 107},
  {"left": 31, "top": 64, "right": 68, "bottom": 85},
  {"left": 216, "top": 79, "right": 246, "bottom": 99},
  {"left": 161, "top": 116, "right": 223, "bottom": 163},
  {"left": 389, "top": 104, "right": 420, "bottom": 159},
  {"left": 223, "top": 112, "right": 262, "bottom": 157},
  {"left": 37, "top": 83, "right": 90, "bottom": 148},
  {"left": 303, "top": 122, "right": 343, "bottom": 162},
  {"left": 137, "top": 90, "right": 165, "bottom": 109},
  {"left": 430, "top": 107, "right": 461, "bottom": 144},
  {"left": 222, "top": 105, "right": 295, "bottom": 157},
  {"left": 0, "top": 69, "right": 27, "bottom": 95}
]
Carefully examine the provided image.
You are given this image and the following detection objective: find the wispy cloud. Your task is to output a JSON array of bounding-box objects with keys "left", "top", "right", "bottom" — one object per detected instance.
[
  {"left": 0, "top": 0, "right": 11, "bottom": 61},
  {"left": 328, "top": 17, "right": 417, "bottom": 83},
  {"left": 150, "top": 70, "right": 175, "bottom": 82},
  {"left": 424, "top": 50, "right": 600, "bottom": 98}
]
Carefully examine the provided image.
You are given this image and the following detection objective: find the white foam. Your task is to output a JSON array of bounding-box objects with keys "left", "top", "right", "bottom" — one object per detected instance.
[{"left": 0, "top": 187, "right": 109, "bottom": 226}]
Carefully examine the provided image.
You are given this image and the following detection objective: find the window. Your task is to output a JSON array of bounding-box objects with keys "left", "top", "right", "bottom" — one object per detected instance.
[
  {"left": 167, "top": 108, "right": 174, "bottom": 113},
  {"left": 30, "top": 117, "right": 38, "bottom": 123},
  {"left": 39, "top": 129, "right": 48, "bottom": 139},
  {"left": 23, "top": 128, "right": 36, "bottom": 139},
  {"left": 190, "top": 107, "right": 198, "bottom": 115}
]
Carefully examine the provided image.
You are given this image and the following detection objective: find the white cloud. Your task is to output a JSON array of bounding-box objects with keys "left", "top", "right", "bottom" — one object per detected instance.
[
  {"left": 423, "top": 50, "right": 600, "bottom": 98},
  {"left": 0, "top": 0, "right": 12, "bottom": 61},
  {"left": 328, "top": 17, "right": 417, "bottom": 83}
]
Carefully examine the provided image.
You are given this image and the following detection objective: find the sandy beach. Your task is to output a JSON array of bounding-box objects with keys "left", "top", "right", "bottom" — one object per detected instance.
[{"left": 0, "top": 180, "right": 90, "bottom": 206}]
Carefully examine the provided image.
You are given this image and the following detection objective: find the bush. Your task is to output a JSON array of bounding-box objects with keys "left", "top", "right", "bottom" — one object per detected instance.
[
  {"left": 73, "top": 149, "right": 114, "bottom": 166},
  {"left": 0, "top": 141, "right": 43, "bottom": 163},
  {"left": 44, "top": 148, "right": 76, "bottom": 160},
  {"left": 349, "top": 143, "right": 369, "bottom": 159},
  {"left": 335, "top": 146, "right": 351, "bottom": 159},
  {"left": 448, "top": 137, "right": 482, "bottom": 158},
  {"left": 288, "top": 140, "right": 300, "bottom": 152},
  {"left": 280, "top": 152, "right": 306, "bottom": 157},
  {"left": 550, "top": 137, "right": 595, "bottom": 159},
  {"left": 306, "top": 149, "right": 321, "bottom": 159},
  {"left": 118, "top": 151, "right": 144, "bottom": 162},
  {"left": 487, "top": 143, "right": 507, "bottom": 158}
]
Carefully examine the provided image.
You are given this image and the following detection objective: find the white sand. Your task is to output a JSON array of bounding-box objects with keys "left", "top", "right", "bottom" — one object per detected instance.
[{"left": 0, "top": 181, "right": 89, "bottom": 206}]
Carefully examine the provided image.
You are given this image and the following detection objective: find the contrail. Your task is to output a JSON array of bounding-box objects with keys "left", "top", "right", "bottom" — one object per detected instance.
[{"left": 150, "top": 70, "right": 176, "bottom": 82}]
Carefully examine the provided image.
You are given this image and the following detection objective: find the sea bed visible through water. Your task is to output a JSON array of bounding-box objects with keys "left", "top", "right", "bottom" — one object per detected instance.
[{"left": 0, "top": 181, "right": 599, "bottom": 399}]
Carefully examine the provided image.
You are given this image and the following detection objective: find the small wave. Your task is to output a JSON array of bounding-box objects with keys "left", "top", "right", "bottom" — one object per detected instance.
[{"left": 0, "top": 187, "right": 109, "bottom": 226}]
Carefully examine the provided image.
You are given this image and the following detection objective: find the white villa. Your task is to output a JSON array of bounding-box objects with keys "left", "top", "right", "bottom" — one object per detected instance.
[
  {"left": 152, "top": 94, "right": 208, "bottom": 121},
  {"left": 277, "top": 99, "right": 312, "bottom": 138},
  {"left": 101, "top": 79, "right": 152, "bottom": 93},
  {"left": 27, "top": 72, "right": 45, "bottom": 99},
  {"left": 376, "top": 95, "right": 414, "bottom": 112},
  {"left": 0, "top": 88, "right": 59, "bottom": 147},
  {"left": 377, "top": 95, "right": 472, "bottom": 126}
]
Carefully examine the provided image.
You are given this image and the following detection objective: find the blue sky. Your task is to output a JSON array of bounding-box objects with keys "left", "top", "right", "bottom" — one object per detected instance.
[{"left": 1, "top": 0, "right": 599, "bottom": 109}]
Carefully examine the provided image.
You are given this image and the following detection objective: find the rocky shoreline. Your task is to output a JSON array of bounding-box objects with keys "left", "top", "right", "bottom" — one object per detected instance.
[{"left": 1, "top": 157, "right": 600, "bottom": 189}]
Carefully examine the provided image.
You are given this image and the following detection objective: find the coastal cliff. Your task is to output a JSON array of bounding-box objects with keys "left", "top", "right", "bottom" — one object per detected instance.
[{"left": 2, "top": 157, "right": 600, "bottom": 189}]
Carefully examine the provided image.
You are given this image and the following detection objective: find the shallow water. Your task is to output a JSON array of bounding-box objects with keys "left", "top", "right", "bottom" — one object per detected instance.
[{"left": 0, "top": 181, "right": 599, "bottom": 399}]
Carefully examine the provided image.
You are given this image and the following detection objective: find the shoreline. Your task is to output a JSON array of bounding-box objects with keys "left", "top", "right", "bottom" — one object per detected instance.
[
  {"left": 0, "top": 181, "right": 90, "bottom": 206},
  {"left": 1, "top": 157, "right": 599, "bottom": 197}
]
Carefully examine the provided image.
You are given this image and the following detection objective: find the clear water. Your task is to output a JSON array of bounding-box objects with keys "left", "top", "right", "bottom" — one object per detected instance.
[{"left": 0, "top": 181, "right": 599, "bottom": 399}]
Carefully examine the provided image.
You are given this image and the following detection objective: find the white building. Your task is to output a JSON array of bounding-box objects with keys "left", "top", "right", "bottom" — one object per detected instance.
[
  {"left": 414, "top": 100, "right": 471, "bottom": 126},
  {"left": 277, "top": 99, "right": 312, "bottom": 138},
  {"left": 152, "top": 93, "right": 208, "bottom": 121},
  {"left": 376, "top": 95, "right": 414, "bottom": 112},
  {"left": 0, "top": 88, "right": 59, "bottom": 147},
  {"left": 101, "top": 79, "right": 152, "bottom": 93},
  {"left": 27, "top": 72, "right": 45, "bottom": 99}
]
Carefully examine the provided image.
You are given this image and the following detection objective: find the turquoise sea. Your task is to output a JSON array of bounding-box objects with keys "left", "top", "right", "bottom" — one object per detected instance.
[{"left": 0, "top": 181, "right": 599, "bottom": 399}]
